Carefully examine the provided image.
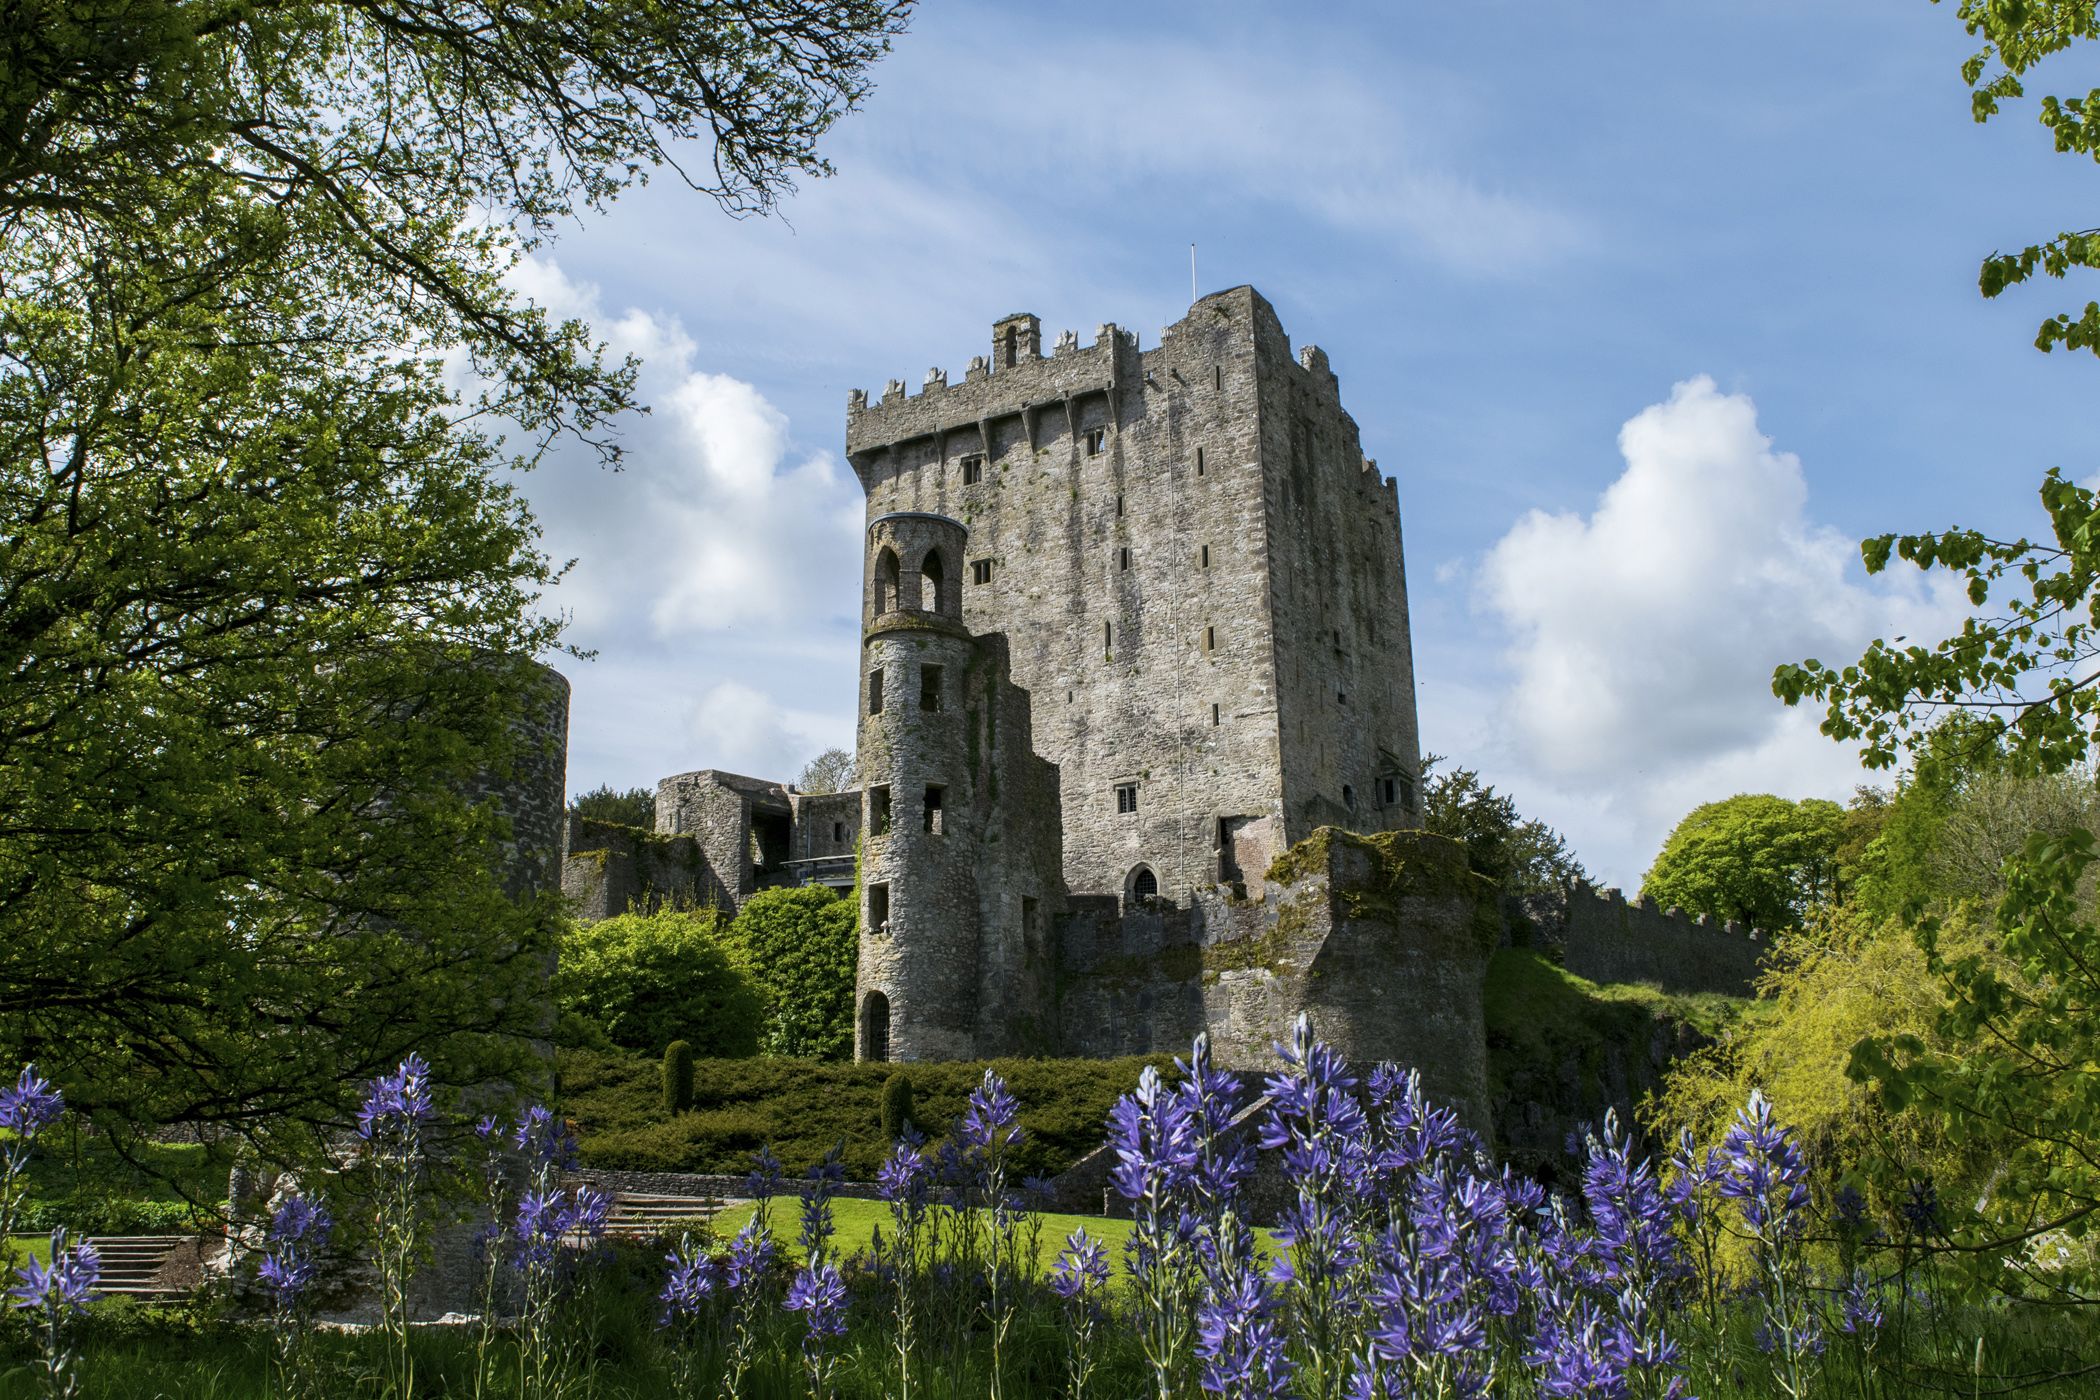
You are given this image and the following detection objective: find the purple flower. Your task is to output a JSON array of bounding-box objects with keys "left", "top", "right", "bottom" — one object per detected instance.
[
  {"left": 1838, "top": 1268, "right": 1883, "bottom": 1336},
  {"left": 511, "top": 1104, "right": 579, "bottom": 1169},
  {"left": 719, "top": 1220, "right": 775, "bottom": 1294},
  {"left": 1107, "top": 1065, "right": 1201, "bottom": 1205},
  {"left": 10, "top": 1229, "right": 99, "bottom": 1316},
  {"left": 0, "top": 1065, "right": 63, "bottom": 1140},
  {"left": 1194, "top": 1266, "right": 1295, "bottom": 1397},
  {"left": 1050, "top": 1227, "right": 1111, "bottom": 1302},
  {"left": 1718, "top": 1090, "right": 1810, "bottom": 1241},
  {"left": 658, "top": 1237, "right": 717, "bottom": 1326},
  {"left": 257, "top": 1195, "right": 333, "bottom": 1308},
  {"left": 958, "top": 1070, "right": 1023, "bottom": 1156},
  {"left": 1899, "top": 1178, "right": 1940, "bottom": 1239},
  {"left": 1581, "top": 1111, "right": 1686, "bottom": 1292},
  {"left": 784, "top": 1260, "right": 848, "bottom": 1340},
  {"left": 355, "top": 1054, "right": 434, "bottom": 1145}
]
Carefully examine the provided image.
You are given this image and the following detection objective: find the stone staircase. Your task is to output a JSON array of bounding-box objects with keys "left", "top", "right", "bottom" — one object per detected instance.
[
  {"left": 596, "top": 1192, "right": 727, "bottom": 1242},
  {"left": 85, "top": 1235, "right": 204, "bottom": 1299}
]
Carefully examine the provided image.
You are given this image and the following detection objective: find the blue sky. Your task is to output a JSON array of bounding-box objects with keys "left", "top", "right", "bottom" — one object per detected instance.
[{"left": 512, "top": 1, "right": 2097, "bottom": 889}]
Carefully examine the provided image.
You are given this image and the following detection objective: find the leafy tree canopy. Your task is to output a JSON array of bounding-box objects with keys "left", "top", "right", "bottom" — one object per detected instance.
[
  {"left": 1420, "top": 756, "right": 1588, "bottom": 899},
  {"left": 1639, "top": 794, "right": 1845, "bottom": 931},
  {"left": 555, "top": 909, "right": 762, "bottom": 1059},
  {"left": 723, "top": 885, "right": 858, "bottom": 1059},
  {"left": 0, "top": 0, "right": 909, "bottom": 1153},
  {"left": 795, "top": 747, "right": 856, "bottom": 795},
  {"left": 569, "top": 784, "right": 658, "bottom": 830}
]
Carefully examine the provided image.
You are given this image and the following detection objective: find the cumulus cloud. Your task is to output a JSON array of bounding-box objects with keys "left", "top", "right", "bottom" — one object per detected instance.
[
  {"left": 1464, "top": 376, "right": 1972, "bottom": 884},
  {"left": 686, "top": 680, "right": 851, "bottom": 782}
]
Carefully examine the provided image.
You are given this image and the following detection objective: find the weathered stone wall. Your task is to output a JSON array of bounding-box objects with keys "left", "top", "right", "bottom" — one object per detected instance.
[
  {"left": 1556, "top": 883, "right": 1766, "bottom": 997},
  {"left": 790, "top": 790, "right": 861, "bottom": 861},
  {"left": 846, "top": 288, "right": 1422, "bottom": 912},
  {"left": 559, "top": 814, "right": 725, "bottom": 920}
]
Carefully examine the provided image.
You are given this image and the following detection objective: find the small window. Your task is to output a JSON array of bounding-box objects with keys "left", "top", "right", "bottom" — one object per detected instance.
[
  {"left": 869, "top": 785, "right": 892, "bottom": 835},
  {"left": 1086, "top": 428, "right": 1108, "bottom": 455},
  {"left": 1204, "top": 626, "right": 1216, "bottom": 652},
  {"left": 1104, "top": 620, "right": 1113, "bottom": 653},
  {"left": 923, "top": 784, "right": 945, "bottom": 835},
  {"left": 1196, "top": 446, "right": 1205, "bottom": 476},
  {"left": 1200, "top": 544, "right": 1210, "bottom": 568},
  {"left": 1115, "top": 783, "right": 1138, "bottom": 815},
  {"left": 1118, "top": 547, "right": 1131, "bottom": 571},
  {"left": 833, "top": 821, "right": 845, "bottom": 843},
  {"left": 920, "top": 664, "right": 943, "bottom": 712},
  {"left": 1380, "top": 777, "right": 1398, "bottom": 808},
  {"left": 1337, "top": 690, "right": 1348, "bottom": 705},
  {"left": 868, "top": 668, "right": 884, "bottom": 715},
  {"left": 868, "top": 883, "right": 890, "bottom": 935},
  {"left": 1343, "top": 784, "right": 1356, "bottom": 812},
  {"left": 961, "top": 454, "right": 985, "bottom": 485},
  {"left": 1132, "top": 866, "right": 1158, "bottom": 908},
  {"left": 1213, "top": 365, "right": 1222, "bottom": 390},
  {"left": 1211, "top": 703, "right": 1221, "bottom": 726},
  {"left": 1115, "top": 493, "right": 1124, "bottom": 517},
  {"left": 972, "top": 559, "right": 993, "bottom": 585}
]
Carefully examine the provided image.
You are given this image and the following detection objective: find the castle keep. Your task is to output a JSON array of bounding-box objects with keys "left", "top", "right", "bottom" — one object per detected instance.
[{"left": 561, "top": 287, "right": 1764, "bottom": 1127}]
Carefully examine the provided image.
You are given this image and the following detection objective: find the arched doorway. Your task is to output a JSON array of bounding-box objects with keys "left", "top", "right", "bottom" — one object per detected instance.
[
  {"left": 861, "top": 991, "right": 891, "bottom": 1062},
  {"left": 1127, "top": 864, "right": 1159, "bottom": 912}
]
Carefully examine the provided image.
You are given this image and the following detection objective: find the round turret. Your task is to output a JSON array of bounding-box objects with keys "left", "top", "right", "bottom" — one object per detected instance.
[{"left": 855, "top": 513, "right": 981, "bottom": 1062}]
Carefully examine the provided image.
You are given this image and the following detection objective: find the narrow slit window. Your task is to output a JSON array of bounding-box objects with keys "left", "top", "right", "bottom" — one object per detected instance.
[
  {"left": 1379, "top": 777, "right": 1398, "bottom": 808},
  {"left": 869, "top": 785, "right": 892, "bottom": 836},
  {"left": 923, "top": 784, "right": 945, "bottom": 835},
  {"left": 1115, "top": 493, "right": 1124, "bottom": 517},
  {"left": 1196, "top": 446, "right": 1205, "bottom": 475},
  {"left": 1213, "top": 365, "right": 1223, "bottom": 390},
  {"left": 920, "top": 664, "right": 943, "bottom": 712},
  {"left": 1337, "top": 690, "right": 1348, "bottom": 705},
  {"left": 1343, "top": 784, "right": 1356, "bottom": 812},
  {"left": 868, "top": 668, "right": 884, "bottom": 714},
  {"left": 833, "top": 821, "right": 845, "bottom": 843},
  {"left": 971, "top": 559, "right": 993, "bottom": 585},
  {"left": 868, "top": 882, "right": 890, "bottom": 935},
  {"left": 961, "top": 453, "right": 985, "bottom": 485},
  {"left": 1104, "top": 620, "right": 1113, "bottom": 653},
  {"left": 1118, "top": 546, "right": 1131, "bottom": 571},
  {"left": 1204, "top": 626, "right": 1217, "bottom": 652},
  {"left": 1211, "top": 703, "right": 1221, "bottom": 726},
  {"left": 1200, "top": 544, "right": 1210, "bottom": 568},
  {"left": 1086, "top": 428, "right": 1108, "bottom": 455},
  {"left": 1115, "top": 783, "right": 1138, "bottom": 815}
]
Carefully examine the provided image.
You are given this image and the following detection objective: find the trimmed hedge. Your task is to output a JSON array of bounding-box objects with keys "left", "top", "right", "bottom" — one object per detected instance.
[{"left": 560, "top": 1048, "right": 1170, "bottom": 1180}]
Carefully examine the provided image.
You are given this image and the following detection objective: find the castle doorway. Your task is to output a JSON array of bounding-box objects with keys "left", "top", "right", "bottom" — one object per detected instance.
[{"left": 861, "top": 991, "right": 890, "bottom": 1062}]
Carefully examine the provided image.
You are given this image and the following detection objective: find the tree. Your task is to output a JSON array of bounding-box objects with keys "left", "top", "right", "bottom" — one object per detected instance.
[
  {"left": 723, "top": 886, "right": 858, "bottom": 1059},
  {"left": 1770, "top": 3, "right": 2100, "bottom": 1304},
  {"left": 795, "top": 747, "right": 857, "bottom": 794},
  {"left": 0, "top": 0, "right": 910, "bottom": 1149},
  {"left": 1419, "top": 756, "right": 1588, "bottom": 899},
  {"left": 1639, "top": 795, "right": 1844, "bottom": 931},
  {"left": 570, "top": 784, "right": 658, "bottom": 830},
  {"left": 555, "top": 910, "right": 762, "bottom": 1058}
]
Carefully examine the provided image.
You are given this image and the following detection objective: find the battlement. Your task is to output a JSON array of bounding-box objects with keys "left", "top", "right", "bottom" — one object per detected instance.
[
  {"left": 845, "top": 318, "right": 1134, "bottom": 458},
  {"left": 1556, "top": 881, "right": 1766, "bottom": 996}
]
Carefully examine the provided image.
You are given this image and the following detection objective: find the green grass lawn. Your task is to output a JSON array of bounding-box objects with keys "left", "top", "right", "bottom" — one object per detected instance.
[{"left": 713, "top": 1197, "right": 1139, "bottom": 1279}]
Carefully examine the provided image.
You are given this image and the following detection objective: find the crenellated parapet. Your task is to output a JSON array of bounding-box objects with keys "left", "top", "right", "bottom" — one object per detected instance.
[{"left": 1553, "top": 881, "right": 1766, "bottom": 997}]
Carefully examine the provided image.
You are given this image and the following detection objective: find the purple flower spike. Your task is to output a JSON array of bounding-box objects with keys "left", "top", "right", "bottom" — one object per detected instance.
[
  {"left": 1718, "top": 1090, "right": 1810, "bottom": 1240},
  {"left": 10, "top": 1228, "right": 99, "bottom": 1316},
  {"left": 958, "top": 1070, "right": 1022, "bottom": 1155},
  {"left": 258, "top": 1193, "right": 333, "bottom": 1308},
  {"left": 658, "top": 1237, "right": 717, "bottom": 1326},
  {"left": 1050, "top": 1227, "right": 1111, "bottom": 1302},
  {"left": 0, "top": 1065, "right": 63, "bottom": 1140},
  {"left": 785, "top": 1260, "right": 847, "bottom": 1339},
  {"left": 355, "top": 1053, "right": 434, "bottom": 1144}
]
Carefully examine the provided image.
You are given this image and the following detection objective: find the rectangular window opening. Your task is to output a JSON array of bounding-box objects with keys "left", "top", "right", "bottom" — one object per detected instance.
[
  {"left": 869, "top": 785, "right": 892, "bottom": 836},
  {"left": 1379, "top": 777, "right": 1398, "bottom": 808},
  {"left": 1115, "top": 782, "right": 1138, "bottom": 815},
  {"left": 1196, "top": 446, "right": 1205, "bottom": 475},
  {"left": 1211, "top": 702, "right": 1221, "bottom": 726},
  {"left": 1200, "top": 544, "right": 1211, "bottom": 569},
  {"left": 1204, "top": 626, "right": 1217, "bottom": 652},
  {"left": 1118, "top": 546, "right": 1131, "bottom": 571},
  {"left": 833, "top": 821, "right": 845, "bottom": 843},
  {"left": 1086, "top": 427, "right": 1108, "bottom": 455},
  {"left": 1115, "top": 493, "right": 1124, "bottom": 517},
  {"left": 971, "top": 559, "right": 993, "bottom": 585},
  {"left": 868, "top": 669, "right": 884, "bottom": 715},
  {"left": 1213, "top": 365, "right": 1223, "bottom": 390},
  {"left": 920, "top": 664, "right": 943, "bottom": 712},
  {"left": 961, "top": 453, "right": 986, "bottom": 485},
  {"left": 923, "top": 784, "right": 945, "bottom": 835},
  {"left": 1104, "top": 620, "right": 1113, "bottom": 654},
  {"left": 868, "top": 882, "right": 890, "bottom": 935}
]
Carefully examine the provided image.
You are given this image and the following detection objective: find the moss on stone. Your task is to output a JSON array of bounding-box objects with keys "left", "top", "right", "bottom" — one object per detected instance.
[
  {"left": 1264, "top": 827, "right": 1497, "bottom": 951},
  {"left": 1199, "top": 924, "right": 1296, "bottom": 979}
]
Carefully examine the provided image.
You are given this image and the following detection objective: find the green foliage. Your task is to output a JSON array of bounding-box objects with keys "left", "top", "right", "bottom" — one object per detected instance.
[
  {"left": 560, "top": 1047, "right": 1166, "bottom": 1180},
  {"left": 569, "top": 784, "right": 657, "bottom": 830},
  {"left": 554, "top": 910, "right": 762, "bottom": 1058},
  {"left": 1639, "top": 794, "right": 1845, "bottom": 930},
  {"left": 795, "top": 747, "right": 857, "bottom": 794},
  {"left": 661, "top": 1040, "right": 694, "bottom": 1116},
  {"left": 1420, "top": 755, "right": 1588, "bottom": 898},
  {"left": 879, "top": 1070, "right": 916, "bottom": 1142},
  {"left": 724, "top": 886, "right": 859, "bottom": 1060}
]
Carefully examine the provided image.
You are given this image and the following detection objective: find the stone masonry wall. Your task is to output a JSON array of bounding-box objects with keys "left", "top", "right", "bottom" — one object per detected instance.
[
  {"left": 1556, "top": 883, "right": 1766, "bottom": 997},
  {"left": 559, "top": 814, "right": 724, "bottom": 921}
]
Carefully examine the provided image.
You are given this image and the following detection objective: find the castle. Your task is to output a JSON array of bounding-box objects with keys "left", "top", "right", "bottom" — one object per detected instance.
[{"left": 560, "top": 287, "right": 1763, "bottom": 1128}]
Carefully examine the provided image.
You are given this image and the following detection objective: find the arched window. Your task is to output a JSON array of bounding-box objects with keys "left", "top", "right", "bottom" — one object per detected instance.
[
  {"left": 919, "top": 549, "right": 947, "bottom": 613},
  {"left": 1128, "top": 864, "right": 1159, "bottom": 911},
  {"left": 1342, "top": 784, "right": 1356, "bottom": 812},
  {"left": 874, "top": 548, "right": 901, "bottom": 614},
  {"left": 861, "top": 991, "right": 891, "bottom": 1063}
]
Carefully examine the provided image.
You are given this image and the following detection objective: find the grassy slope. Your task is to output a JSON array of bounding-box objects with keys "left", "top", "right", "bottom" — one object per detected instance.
[{"left": 562, "top": 1050, "right": 1168, "bottom": 1180}]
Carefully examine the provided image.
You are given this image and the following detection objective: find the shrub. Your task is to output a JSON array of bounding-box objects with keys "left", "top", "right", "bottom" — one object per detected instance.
[
  {"left": 722, "top": 887, "right": 857, "bottom": 1059},
  {"left": 879, "top": 1070, "right": 914, "bottom": 1142},
  {"left": 555, "top": 910, "right": 763, "bottom": 1057},
  {"left": 662, "top": 1040, "right": 694, "bottom": 1115}
]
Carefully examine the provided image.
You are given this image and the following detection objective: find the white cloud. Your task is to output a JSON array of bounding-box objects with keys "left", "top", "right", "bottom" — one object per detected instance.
[
  {"left": 1463, "top": 376, "right": 1972, "bottom": 885},
  {"left": 685, "top": 680, "right": 851, "bottom": 782}
]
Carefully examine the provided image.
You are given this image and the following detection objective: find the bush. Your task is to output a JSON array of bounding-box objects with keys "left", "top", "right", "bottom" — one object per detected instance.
[
  {"left": 555, "top": 909, "right": 763, "bottom": 1057},
  {"left": 879, "top": 1070, "right": 914, "bottom": 1142},
  {"left": 722, "top": 886, "right": 857, "bottom": 1059},
  {"left": 662, "top": 1039, "right": 693, "bottom": 1115}
]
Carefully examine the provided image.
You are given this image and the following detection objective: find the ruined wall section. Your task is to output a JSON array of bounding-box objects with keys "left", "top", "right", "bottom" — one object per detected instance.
[
  {"left": 559, "top": 815, "right": 724, "bottom": 921},
  {"left": 790, "top": 791, "right": 861, "bottom": 862},
  {"left": 1556, "top": 884, "right": 1766, "bottom": 997},
  {"left": 652, "top": 769, "right": 794, "bottom": 912},
  {"left": 847, "top": 289, "right": 1288, "bottom": 907},
  {"left": 1249, "top": 304, "right": 1423, "bottom": 845}
]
